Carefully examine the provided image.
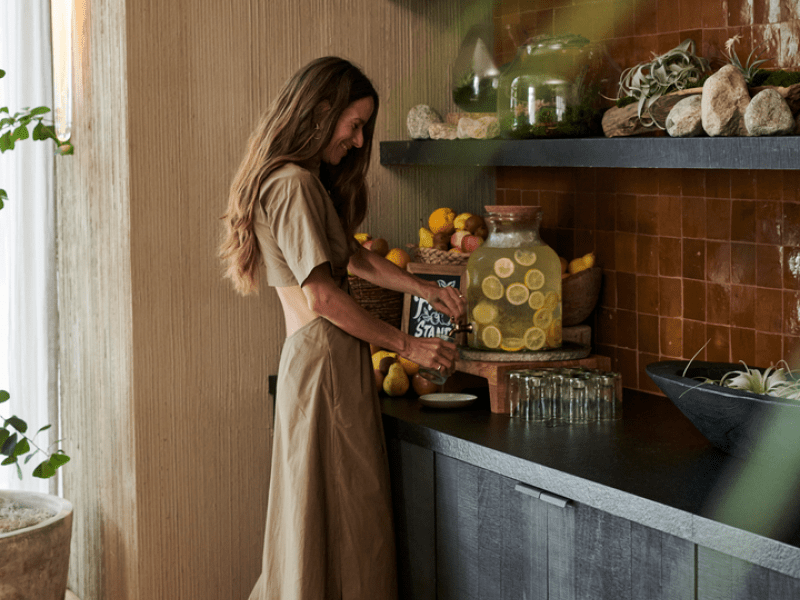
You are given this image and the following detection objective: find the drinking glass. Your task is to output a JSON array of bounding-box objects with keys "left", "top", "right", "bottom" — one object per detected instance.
[{"left": 418, "top": 333, "right": 456, "bottom": 385}]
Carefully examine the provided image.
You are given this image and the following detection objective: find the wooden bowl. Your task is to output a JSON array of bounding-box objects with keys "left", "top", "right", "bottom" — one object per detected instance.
[{"left": 561, "top": 267, "right": 602, "bottom": 326}]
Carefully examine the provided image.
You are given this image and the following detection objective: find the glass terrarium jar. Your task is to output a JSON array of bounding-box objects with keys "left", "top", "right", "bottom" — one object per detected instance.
[
  {"left": 452, "top": 24, "right": 501, "bottom": 113},
  {"left": 497, "top": 33, "right": 604, "bottom": 138},
  {"left": 466, "top": 206, "right": 562, "bottom": 352}
]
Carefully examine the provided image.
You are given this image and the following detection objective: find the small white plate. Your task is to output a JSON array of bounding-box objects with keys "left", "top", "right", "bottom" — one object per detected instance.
[{"left": 418, "top": 393, "right": 478, "bottom": 409}]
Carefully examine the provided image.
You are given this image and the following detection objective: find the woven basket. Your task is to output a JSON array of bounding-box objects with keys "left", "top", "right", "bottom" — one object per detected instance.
[
  {"left": 411, "top": 246, "right": 470, "bottom": 266},
  {"left": 348, "top": 276, "right": 404, "bottom": 328}
]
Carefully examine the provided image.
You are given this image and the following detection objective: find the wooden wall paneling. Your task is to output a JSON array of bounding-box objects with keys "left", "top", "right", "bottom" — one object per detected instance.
[
  {"left": 631, "top": 523, "right": 662, "bottom": 600},
  {"left": 388, "top": 439, "right": 436, "bottom": 600},
  {"left": 56, "top": 0, "right": 139, "bottom": 598}
]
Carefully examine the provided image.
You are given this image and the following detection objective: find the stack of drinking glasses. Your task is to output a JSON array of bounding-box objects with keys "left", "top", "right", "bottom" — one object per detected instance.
[{"left": 506, "top": 367, "right": 622, "bottom": 423}]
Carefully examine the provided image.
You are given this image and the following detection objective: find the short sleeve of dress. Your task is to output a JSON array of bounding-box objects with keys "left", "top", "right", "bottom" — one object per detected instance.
[{"left": 254, "top": 164, "right": 353, "bottom": 287}]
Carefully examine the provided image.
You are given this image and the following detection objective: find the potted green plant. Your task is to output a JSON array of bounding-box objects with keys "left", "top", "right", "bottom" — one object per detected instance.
[{"left": 0, "top": 66, "right": 74, "bottom": 600}]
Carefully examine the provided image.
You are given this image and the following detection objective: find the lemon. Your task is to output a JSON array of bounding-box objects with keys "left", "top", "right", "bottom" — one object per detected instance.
[
  {"left": 481, "top": 325, "right": 502, "bottom": 349},
  {"left": 524, "top": 268, "right": 545, "bottom": 290},
  {"left": 547, "top": 318, "right": 562, "bottom": 347},
  {"left": 505, "top": 283, "right": 529, "bottom": 306},
  {"left": 494, "top": 257, "right": 515, "bottom": 278},
  {"left": 543, "top": 291, "right": 559, "bottom": 311},
  {"left": 398, "top": 356, "right": 420, "bottom": 376},
  {"left": 481, "top": 275, "right": 504, "bottom": 300},
  {"left": 418, "top": 227, "right": 434, "bottom": 248},
  {"left": 533, "top": 307, "right": 553, "bottom": 330},
  {"left": 501, "top": 337, "right": 525, "bottom": 352},
  {"left": 472, "top": 301, "right": 499, "bottom": 325},
  {"left": 454, "top": 212, "right": 474, "bottom": 231},
  {"left": 524, "top": 326, "right": 546, "bottom": 351},
  {"left": 568, "top": 252, "right": 595, "bottom": 274},
  {"left": 514, "top": 249, "right": 537, "bottom": 266},
  {"left": 354, "top": 233, "right": 371, "bottom": 244},
  {"left": 371, "top": 350, "right": 397, "bottom": 370},
  {"left": 528, "top": 290, "right": 545, "bottom": 310}
]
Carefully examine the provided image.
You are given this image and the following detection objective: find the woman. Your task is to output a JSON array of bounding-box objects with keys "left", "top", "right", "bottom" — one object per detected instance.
[{"left": 220, "top": 57, "right": 465, "bottom": 600}]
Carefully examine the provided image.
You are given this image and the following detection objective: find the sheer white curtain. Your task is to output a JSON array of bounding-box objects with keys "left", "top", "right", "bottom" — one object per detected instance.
[{"left": 0, "top": 0, "right": 58, "bottom": 494}]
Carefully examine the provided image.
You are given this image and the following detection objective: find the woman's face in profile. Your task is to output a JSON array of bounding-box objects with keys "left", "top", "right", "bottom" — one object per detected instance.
[{"left": 321, "top": 96, "right": 374, "bottom": 166}]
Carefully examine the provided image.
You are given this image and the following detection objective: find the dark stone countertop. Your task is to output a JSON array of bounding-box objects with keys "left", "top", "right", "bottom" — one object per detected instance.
[{"left": 381, "top": 387, "right": 800, "bottom": 578}]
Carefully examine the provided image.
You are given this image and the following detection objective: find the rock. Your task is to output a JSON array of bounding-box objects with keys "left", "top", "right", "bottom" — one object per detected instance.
[
  {"left": 456, "top": 115, "right": 500, "bottom": 139},
  {"left": 406, "top": 104, "right": 442, "bottom": 139},
  {"left": 666, "top": 95, "right": 704, "bottom": 137},
  {"left": 744, "top": 88, "right": 795, "bottom": 136},
  {"left": 428, "top": 123, "right": 458, "bottom": 140},
  {"left": 701, "top": 65, "right": 750, "bottom": 136},
  {"left": 446, "top": 111, "right": 496, "bottom": 125},
  {"left": 795, "top": 114, "right": 800, "bottom": 135},
  {"left": 749, "top": 82, "right": 800, "bottom": 114}
]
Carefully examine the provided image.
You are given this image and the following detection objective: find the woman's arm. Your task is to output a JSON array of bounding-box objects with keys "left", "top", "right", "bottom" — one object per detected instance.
[
  {"left": 301, "top": 263, "right": 460, "bottom": 373},
  {"left": 347, "top": 245, "right": 465, "bottom": 321}
]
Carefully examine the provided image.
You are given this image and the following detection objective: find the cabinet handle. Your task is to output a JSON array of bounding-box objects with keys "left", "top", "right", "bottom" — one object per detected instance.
[{"left": 514, "top": 483, "right": 570, "bottom": 508}]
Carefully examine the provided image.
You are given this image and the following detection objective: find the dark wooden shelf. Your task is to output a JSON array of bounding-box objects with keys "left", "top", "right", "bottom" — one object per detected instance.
[{"left": 379, "top": 137, "right": 800, "bottom": 170}]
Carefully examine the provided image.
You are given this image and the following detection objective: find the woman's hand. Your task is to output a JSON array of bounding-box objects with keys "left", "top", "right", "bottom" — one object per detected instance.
[{"left": 421, "top": 281, "right": 467, "bottom": 322}]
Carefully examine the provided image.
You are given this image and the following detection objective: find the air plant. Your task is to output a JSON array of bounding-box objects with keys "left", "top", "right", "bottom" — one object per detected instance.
[
  {"left": 615, "top": 39, "right": 710, "bottom": 128},
  {"left": 723, "top": 35, "right": 771, "bottom": 85},
  {"left": 680, "top": 341, "right": 800, "bottom": 402}
]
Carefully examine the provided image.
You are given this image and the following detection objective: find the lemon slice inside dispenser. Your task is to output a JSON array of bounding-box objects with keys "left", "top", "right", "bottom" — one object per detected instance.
[
  {"left": 505, "top": 283, "right": 529, "bottom": 306},
  {"left": 514, "top": 249, "right": 537, "bottom": 266},
  {"left": 494, "top": 257, "right": 515, "bottom": 278},
  {"left": 481, "top": 325, "right": 502, "bottom": 349},
  {"left": 533, "top": 307, "right": 553, "bottom": 330},
  {"left": 524, "top": 326, "right": 546, "bottom": 351},
  {"left": 472, "top": 301, "right": 499, "bottom": 325},
  {"left": 481, "top": 275, "right": 504, "bottom": 300},
  {"left": 528, "top": 290, "right": 545, "bottom": 310},
  {"left": 524, "top": 268, "right": 545, "bottom": 290}
]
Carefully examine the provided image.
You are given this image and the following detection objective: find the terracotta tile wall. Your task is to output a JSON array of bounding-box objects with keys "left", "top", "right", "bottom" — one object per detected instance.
[{"left": 491, "top": 2, "right": 800, "bottom": 393}]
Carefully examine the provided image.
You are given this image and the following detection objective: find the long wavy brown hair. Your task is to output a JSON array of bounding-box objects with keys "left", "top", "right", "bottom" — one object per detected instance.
[{"left": 219, "top": 56, "right": 379, "bottom": 295}]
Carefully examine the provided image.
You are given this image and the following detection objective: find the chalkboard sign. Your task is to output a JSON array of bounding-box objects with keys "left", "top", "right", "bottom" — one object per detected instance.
[{"left": 401, "top": 263, "right": 466, "bottom": 338}]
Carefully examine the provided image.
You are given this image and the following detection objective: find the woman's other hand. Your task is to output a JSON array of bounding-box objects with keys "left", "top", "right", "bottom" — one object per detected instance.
[{"left": 404, "top": 334, "right": 459, "bottom": 378}]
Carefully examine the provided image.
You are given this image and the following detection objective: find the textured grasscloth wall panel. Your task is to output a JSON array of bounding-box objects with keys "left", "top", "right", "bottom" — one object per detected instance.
[
  {"left": 56, "top": 0, "right": 494, "bottom": 599},
  {"left": 55, "top": 1, "right": 139, "bottom": 599}
]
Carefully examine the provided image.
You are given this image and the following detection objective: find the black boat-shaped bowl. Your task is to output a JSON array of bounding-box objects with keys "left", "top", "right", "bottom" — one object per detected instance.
[{"left": 646, "top": 360, "right": 800, "bottom": 461}]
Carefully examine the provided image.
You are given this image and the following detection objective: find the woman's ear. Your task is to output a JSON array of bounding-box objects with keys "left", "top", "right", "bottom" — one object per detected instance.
[{"left": 313, "top": 100, "right": 331, "bottom": 123}]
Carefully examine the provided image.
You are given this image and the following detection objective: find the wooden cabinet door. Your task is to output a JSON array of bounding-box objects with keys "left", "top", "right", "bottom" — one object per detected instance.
[
  {"left": 387, "top": 438, "right": 437, "bottom": 600},
  {"left": 435, "top": 454, "right": 696, "bottom": 600},
  {"left": 436, "top": 453, "right": 545, "bottom": 600}
]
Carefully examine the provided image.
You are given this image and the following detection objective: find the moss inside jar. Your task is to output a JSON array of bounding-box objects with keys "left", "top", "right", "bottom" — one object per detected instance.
[{"left": 498, "top": 34, "right": 605, "bottom": 138}]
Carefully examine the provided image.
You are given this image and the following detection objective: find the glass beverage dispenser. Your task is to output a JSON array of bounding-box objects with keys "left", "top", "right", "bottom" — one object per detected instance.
[{"left": 466, "top": 206, "right": 562, "bottom": 352}]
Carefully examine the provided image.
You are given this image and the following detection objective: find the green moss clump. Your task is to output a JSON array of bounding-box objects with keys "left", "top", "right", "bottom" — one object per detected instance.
[
  {"left": 755, "top": 70, "right": 800, "bottom": 87},
  {"left": 616, "top": 96, "right": 637, "bottom": 108}
]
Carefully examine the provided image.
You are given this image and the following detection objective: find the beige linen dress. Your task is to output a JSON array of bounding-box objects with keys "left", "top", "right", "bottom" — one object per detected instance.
[{"left": 248, "top": 163, "right": 398, "bottom": 600}]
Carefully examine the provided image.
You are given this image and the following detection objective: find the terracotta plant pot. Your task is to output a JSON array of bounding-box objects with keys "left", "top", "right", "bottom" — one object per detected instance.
[{"left": 0, "top": 491, "right": 73, "bottom": 600}]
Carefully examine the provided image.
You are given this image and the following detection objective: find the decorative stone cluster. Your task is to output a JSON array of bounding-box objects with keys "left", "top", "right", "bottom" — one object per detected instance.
[
  {"left": 666, "top": 65, "right": 799, "bottom": 137},
  {"left": 406, "top": 104, "right": 499, "bottom": 140}
]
